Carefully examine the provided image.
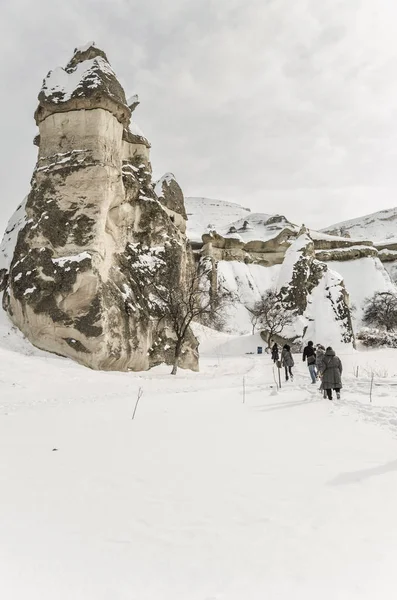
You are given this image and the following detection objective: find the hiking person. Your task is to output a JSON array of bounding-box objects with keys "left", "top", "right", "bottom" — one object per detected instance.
[
  {"left": 320, "top": 347, "right": 343, "bottom": 401},
  {"left": 316, "top": 344, "right": 326, "bottom": 398},
  {"left": 271, "top": 342, "right": 279, "bottom": 363},
  {"left": 281, "top": 344, "right": 294, "bottom": 381},
  {"left": 302, "top": 340, "right": 317, "bottom": 383}
]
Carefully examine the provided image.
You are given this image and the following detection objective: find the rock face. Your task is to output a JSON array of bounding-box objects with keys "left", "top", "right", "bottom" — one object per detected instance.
[
  {"left": 315, "top": 245, "right": 378, "bottom": 262},
  {"left": 202, "top": 226, "right": 296, "bottom": 267},
  {"left": 277, "top": 234, "right": 354, "bottom": 345},
  {"left": 155, "top": 173, "right": 187, "bottom": 233},
  {"left": 0, "top": 43, "right": 198, "bottom": 372}
]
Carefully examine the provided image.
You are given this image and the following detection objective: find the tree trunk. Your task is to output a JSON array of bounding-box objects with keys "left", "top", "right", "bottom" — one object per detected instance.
[
  {"left": 171, "top": 363, "right": 178, "bottom": 375},
  {"left": 171, "top": 339, "right": 183, "bottom": 375}
]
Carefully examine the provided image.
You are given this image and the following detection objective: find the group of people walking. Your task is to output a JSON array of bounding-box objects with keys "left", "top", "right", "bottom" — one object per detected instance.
[{"left": 271, "top": 340, "right": 343, "bottom": 401}]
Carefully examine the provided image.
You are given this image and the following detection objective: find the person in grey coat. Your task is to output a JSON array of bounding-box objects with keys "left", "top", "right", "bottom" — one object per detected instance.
[
  {"left": 320, "top": 347, "right": 342, "bottom": 400},
  {"left": 281, "top": 344, "right": 294, "bottom": 381}
]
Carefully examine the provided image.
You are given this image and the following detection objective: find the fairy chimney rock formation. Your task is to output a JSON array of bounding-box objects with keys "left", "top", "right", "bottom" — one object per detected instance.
[{"left": 0, "top": 43, "right": 198, "bottom": 371}]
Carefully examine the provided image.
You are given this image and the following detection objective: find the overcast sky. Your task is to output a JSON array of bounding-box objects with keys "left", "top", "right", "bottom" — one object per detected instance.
[{"left": 1, "top": 0, "right": 397, "bottom": 232}]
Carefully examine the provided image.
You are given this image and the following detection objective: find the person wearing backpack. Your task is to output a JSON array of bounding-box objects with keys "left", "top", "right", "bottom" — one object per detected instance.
[
  {"left": 281, "top": 344, "right": 294, "bottom": 381},
  {"left": 302, "top": 340, "right": 317, "bottom": 383},
  {"left": 320, "top": 347, "right": 343, "bottom": 400}
]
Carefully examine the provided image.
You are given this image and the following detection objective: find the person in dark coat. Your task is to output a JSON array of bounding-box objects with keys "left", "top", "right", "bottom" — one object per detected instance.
[
  {"left": 271, "top": 342, "right": 279, "bottom": 363},
  {"left": 320, "top": 347, "right": 343, "bottom": 400},
  {"left": 302, "top": 340, "right": 317, "bottom": 383},
  {"left": 281, "top": 344, "right": 294, "bottom": 381},
  {"left": 316, "top": 344, "right": 326, "bottom": 398}
]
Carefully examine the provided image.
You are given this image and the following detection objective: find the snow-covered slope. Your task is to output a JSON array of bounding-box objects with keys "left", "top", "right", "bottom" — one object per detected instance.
[
  {"left": 185, "top": 197, "right": 251, "bottom": 243},
  {"left": 186, "top": 197, "right": 351, "bottom": 245},
  {"left": 185, "top": 197, "right": 301, "bottom": 245},
  {"left": 218, "top": 261, "right": 281, "bottom": 335},
  {"left": 325, "top": 257, "right": 396, "bottom": 323},
  {"left": 322, "top": 207, "right": 397, "bottom": 244}
]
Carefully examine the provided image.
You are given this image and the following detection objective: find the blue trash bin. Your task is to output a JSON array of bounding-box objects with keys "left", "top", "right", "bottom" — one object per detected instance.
[{"left": 257, "top": 346, "right": 263, "bottom": 354}]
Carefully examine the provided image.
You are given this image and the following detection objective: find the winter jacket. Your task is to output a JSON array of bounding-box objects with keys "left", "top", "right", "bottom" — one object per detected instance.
[
  {"left": 271, "top": 344, "right": 279, "bottom": 361},
  {"left": 303, "top": 345, "right": 316, "bottom": 365},
  {"left": 321, "top": 348, "right": 343, "bottom": 390},
  {"left": 281, "top": 348, "right": 294, "bottom": 367}
]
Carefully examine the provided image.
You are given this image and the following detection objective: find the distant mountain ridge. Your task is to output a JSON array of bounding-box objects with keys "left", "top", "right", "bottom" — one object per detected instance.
[{"left": 322, "top": 207, "right": 397, "bottom": 244}]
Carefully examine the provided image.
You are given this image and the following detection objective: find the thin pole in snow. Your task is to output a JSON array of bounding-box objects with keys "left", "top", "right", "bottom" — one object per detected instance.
[
  {"left": 243, "top": 376, "right": 246, "bottom": 404},
  {"left": 132, "top": 387, "right": 143, "bottom": 420},
  {"left": 278, "top": 363, "right": 282, "bottom": 389},
  {"left": 370, "top": 373, "right": 374, "bottom": 403}
]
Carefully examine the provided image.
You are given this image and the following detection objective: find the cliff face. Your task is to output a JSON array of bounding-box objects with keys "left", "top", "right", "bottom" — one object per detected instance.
[
  {"left": 277, "top": 233, "right": 354, "bottom": 346},
  {"left": 0, "top": 44, "right": 198, "bottom": 372}
]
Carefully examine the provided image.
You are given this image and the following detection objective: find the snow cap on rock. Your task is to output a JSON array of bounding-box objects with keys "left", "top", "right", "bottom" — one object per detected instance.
[{"left": 35, "top": 42, "right": 130, "bottom": 126}]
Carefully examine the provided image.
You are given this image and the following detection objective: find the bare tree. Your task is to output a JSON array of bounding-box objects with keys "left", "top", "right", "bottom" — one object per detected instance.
[
  {"left": 363, "top": 291, "right": 397, "bottom": 331},
  {"left": 247, "top": 307, "right": 261, "bottom": 336},
  {"left": 251, "top": 289, "right": 295, "bottom": 347},
  {"left": 151, "top": 256, "right": 227, "bottom": 375}
]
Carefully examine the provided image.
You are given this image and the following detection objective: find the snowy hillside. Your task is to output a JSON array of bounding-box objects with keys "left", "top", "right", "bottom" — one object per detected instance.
[
  {"left": 326, "top": 258, "right": 396, "bottom": 322},
  {"left": 322, "top": 207, "right": 397, "bottom": 244},
  {"left": 218, "top": 261, "right": 282, "bottom": 335},
  {"left": 185, "top": 196, "right": 303, "bottom": 244},
  {"left": 185, "top": 197, "right": 251, "bottom": 243},
  {"left": 185, "top": 197, "right": 357, "bottom": 246}
]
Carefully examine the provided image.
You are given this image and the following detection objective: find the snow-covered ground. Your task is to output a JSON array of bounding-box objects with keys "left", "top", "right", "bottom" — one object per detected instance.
[{"left": 1, "top": 307, "right": 397, "bottom": 599}]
